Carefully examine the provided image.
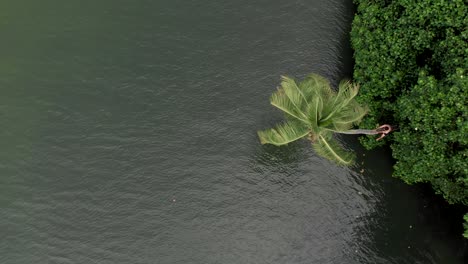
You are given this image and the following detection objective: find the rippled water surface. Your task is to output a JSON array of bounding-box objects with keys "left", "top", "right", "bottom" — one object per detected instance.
[{"left": 1, "top": 0, "right": 466, "bottom": 263}]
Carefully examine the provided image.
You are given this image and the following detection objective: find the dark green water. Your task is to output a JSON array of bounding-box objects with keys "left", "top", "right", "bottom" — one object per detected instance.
[{"left": 1, "top": 0, "right": 466, "bottom": 263}]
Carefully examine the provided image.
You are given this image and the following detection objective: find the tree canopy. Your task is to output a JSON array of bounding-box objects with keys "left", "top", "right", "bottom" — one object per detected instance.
[
  {"left": 351, "top": 0, "right": 467, "bottom": 236},
  {"left": 258, "top": 74, "right": 369, "bottom": 165}
]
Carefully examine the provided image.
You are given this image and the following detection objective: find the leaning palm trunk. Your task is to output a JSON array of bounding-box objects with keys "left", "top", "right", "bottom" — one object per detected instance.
[
  {"left": 335, "top": 125, "right": 394, "bottom": 139},
  {"left": 258, "top": 74, "right": 393, "bottom": 166},
  {"left": 338, "top": 129, "right": 379, "bottom": 135}
]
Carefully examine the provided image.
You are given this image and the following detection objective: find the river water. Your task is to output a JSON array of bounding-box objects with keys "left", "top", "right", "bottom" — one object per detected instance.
[{"left": 1, "top": 0, "right": 466, "bottom": 263}]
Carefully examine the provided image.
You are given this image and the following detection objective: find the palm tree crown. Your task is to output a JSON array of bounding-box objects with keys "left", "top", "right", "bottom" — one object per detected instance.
[{"left": 257, "top": 74, "right": 369, "bottom": 165}]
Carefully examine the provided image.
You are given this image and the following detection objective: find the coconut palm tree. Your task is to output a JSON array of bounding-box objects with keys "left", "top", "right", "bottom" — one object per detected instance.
[{"left": 258, "top": 73, "right": 392, "bottom": 165}]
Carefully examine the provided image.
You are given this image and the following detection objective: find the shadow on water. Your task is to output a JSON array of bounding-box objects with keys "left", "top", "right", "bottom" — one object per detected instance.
[
  {"left": 248, "top": 131, "right": 468, "bottom": 264},
  {"left": 345, "top": 136, "right": 468, "bottom": 264},
  {"left": 253, "top": 143, "right": 304, "bottom": 172},
  {"left": 247, "top": 142, "right": 314, "bottom": 198}
]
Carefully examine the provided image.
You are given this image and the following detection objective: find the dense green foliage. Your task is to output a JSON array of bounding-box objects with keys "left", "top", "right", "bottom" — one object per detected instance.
[
  {"left": 464, "top": 213, "right": 468, "bottom": 238},
  {"left": 351, "top": 0, "right": 467, "bottom": 234},
  {"left": 258, "top": 74, "right": 368, "bottom": 165}
]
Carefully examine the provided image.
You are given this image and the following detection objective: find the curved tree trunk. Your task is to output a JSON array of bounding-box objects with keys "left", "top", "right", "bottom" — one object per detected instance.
[{"left": 337, "top": 129, "right": 380, "bottom": 135}]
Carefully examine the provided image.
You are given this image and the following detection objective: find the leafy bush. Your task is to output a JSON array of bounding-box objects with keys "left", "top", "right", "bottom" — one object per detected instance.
[
  {"left": 351, "top": 0, "right": 467, "bottom": 233},
  {"left": 464, "top": 213, "right": 468, "bottom": 238}
]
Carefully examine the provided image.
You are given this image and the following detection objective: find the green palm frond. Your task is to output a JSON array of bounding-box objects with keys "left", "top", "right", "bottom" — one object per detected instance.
[
  {"left": 325, "top": 119, "right": 354, "bottom": 132},
  {"left": 258, "top": 119, "right": 310, "bottom": 146},
  {"left": 307, "top": 95, "right": 324, "bottom": 132},
  {"left": 339, "top": 103, "right": 368, "bottom": 125},
  {"left": 280, "top": 76, "right": 310, "bottom": 111},
  {"left": 299, "top": 73, "right": 334, "bottom": 102},
  {"left": 325, "top": 102, "right": 368, "bottom": 132},
  {"left": 333, "top": 80, "right": 360, "bottom": 111},
  {"left": 336, "top": 80, "right": 359, "bottom": 104},
  {"left": 270, "top": 86, "right": 309, "bottom": 123},
  {"left": 312, "top": 135, "right": 355, "bottom": 165},
  {"left": 259, "top": 73, "right": 369, "bottom": 166},
  {"left": 321, "top": 81, "right": 361, "bottom": 123}
]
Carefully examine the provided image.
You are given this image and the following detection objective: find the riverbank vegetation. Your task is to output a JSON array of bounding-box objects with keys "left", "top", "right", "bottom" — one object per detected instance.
[{"left": 351, "top": 0, "right": 467, "bottom": 237}]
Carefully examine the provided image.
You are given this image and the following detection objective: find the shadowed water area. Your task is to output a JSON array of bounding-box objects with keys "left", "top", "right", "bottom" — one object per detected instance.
[{"left": 1, "top": 0, "right": 466, "bottom": 263}]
